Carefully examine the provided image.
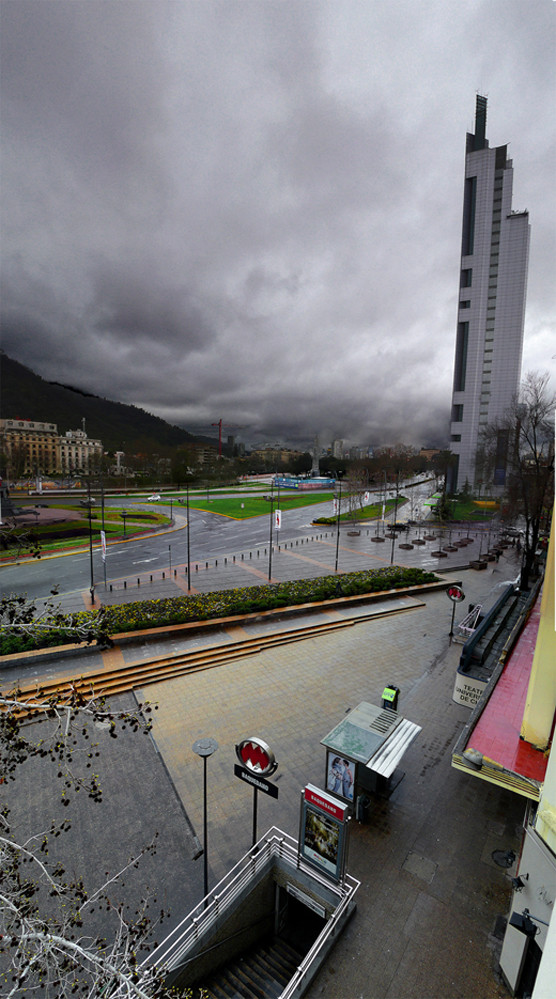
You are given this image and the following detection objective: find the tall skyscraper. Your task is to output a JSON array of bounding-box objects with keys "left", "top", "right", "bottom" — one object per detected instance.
[{"left": 448, "top": 96, "right": 530, "bottom": 494}]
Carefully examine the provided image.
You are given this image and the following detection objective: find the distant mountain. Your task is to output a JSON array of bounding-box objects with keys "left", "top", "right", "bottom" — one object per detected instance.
[{"left": 0, "top": 353, "right": 216, "bottom": 455}]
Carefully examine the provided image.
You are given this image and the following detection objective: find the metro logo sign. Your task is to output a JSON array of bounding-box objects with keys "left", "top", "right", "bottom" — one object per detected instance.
[{"left": 236, "top": 737, "right": 277, "bottom": 776}]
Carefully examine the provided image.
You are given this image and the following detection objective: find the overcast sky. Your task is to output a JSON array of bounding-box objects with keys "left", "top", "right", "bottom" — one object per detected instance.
[{"left": 1, "top": 0, "right": 554, "bottom": 450}]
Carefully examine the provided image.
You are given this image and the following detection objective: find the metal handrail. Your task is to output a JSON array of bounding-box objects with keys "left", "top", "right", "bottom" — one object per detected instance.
[{"left": 146, "top": 826, "right": 359, "bottom": 979}]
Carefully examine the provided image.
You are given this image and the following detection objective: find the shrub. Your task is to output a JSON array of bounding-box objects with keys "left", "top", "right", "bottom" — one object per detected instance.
[{"left": 0, "top": 566, "right": 439, "bottom": 654}]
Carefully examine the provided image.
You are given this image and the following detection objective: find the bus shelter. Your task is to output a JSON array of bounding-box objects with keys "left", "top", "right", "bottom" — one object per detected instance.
[{"left": 321, "top": 701, "right": 422, "bottom": 820}]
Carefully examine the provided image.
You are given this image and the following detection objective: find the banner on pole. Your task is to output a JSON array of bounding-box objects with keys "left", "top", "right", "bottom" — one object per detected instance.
[{"left": 100, "top": 530, "right": 106, "bottom": 563}]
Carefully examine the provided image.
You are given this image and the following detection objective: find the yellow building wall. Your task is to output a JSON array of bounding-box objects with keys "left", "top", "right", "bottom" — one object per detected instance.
[{"left": 521, "top": 512, "right": 555, "bottom": 750}]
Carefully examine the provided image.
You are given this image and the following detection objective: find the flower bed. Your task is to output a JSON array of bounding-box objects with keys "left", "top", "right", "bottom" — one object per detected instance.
[{"left": 1, "top": 566, "right": 439, "bottom": 655}]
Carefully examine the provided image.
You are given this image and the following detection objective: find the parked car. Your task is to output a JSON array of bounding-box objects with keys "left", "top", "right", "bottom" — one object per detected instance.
[{"left": 147, "top": 494, "right": 161, "bottom": 501}]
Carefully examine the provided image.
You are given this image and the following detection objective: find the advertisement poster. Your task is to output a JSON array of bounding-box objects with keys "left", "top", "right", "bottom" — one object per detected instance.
[
  {"left": 326, "top": 752, "right": 355, "bottom": 802},
  {"left": 299, "top": 784, "right": 349, "bottom": 883}
]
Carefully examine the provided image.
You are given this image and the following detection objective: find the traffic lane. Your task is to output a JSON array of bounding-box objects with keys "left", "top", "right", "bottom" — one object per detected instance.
[{"left": 0, "top": 500, "right": 334, "bottom": 601}]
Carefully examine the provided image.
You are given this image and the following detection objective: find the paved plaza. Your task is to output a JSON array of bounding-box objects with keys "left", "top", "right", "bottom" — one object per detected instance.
[
  {"left": 138, "top": 566, "right": 521, "bottom": 999},
  {"left": 1, "top": 531, "right": 524, "bottom": 998}
]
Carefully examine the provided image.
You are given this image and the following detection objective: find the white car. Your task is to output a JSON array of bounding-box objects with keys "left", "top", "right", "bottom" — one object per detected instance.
[{"left": 147, "top": 494, "right": 161, "bottom": 501}]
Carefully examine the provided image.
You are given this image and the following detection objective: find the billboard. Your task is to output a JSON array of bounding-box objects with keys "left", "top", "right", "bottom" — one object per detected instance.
[{"left": 299, "top": 784, "right": 349, "bottom": 883}]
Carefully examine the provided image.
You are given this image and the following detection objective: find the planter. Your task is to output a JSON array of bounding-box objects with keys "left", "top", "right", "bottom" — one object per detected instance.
[
  {"left": 470, "top": 560, "right": 488, "bottom": 570},
  {"left": 431, "top": 550, "right": 448, "bottom": 557},
  {"left": 412, "top": 539, "right": 426, "bottom": 546},
  {"left": 399, "top": 543, "right": 414, "bottom": 550},
  {"left": 347, "top": 530, "right": 361, "bottom": 536},
  {"left": 371, "top": 536, "right": 385, "bottom": 542}
]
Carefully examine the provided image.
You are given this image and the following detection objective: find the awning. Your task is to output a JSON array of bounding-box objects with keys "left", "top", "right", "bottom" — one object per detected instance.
[
  {"left": 366, "top": 717, "right": 422, "bottom": 777},
  {"left": 322, "top": 701, "right": 422, "bottom": 779}
]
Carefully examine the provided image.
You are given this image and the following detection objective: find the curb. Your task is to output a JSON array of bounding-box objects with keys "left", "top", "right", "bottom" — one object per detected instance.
[{"left": 0, "top": 577, "right": 461, "bottom": 670}]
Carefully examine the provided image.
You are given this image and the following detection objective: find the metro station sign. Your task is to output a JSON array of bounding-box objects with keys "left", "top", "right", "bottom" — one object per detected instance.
[{"left": 235, "top": 737, "right": 278, "bottom": 776}]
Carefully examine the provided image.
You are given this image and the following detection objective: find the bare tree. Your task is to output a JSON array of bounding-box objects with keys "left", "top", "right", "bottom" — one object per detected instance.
[
  {"left": 0, "top": 687, "right": 195, "bottom": 998},
  {"left": 344, "top": 464, "right": 369, "bottom": 528},
  {"left": 478, "top": 371, "right": 554, "bottom": 589}
]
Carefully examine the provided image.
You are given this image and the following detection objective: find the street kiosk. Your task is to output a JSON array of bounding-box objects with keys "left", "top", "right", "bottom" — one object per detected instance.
[{"left": 321, "top": 701, "right": 422, "bottom": 820}]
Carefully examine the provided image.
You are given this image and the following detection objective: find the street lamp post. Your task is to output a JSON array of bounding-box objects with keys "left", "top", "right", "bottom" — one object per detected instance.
[
  {"left": 186, "top": 482, "right": 191, "bottom": 590},
  {"left": 390, "top": 473, "right": 400, "bottom": 565},
  {"left": 268, "top": 482, "right": 274, "bottom": 580},
  {"left": 192, "top": 737, "right": 218, "bottom": 901},
  {"left": 335, "top": 472, "right": 344, "bottom": 573},
  {"left": 122, "top": 510, "right": 128, "bottom": 537},
  {"left": 86, "top": 501, "right": 95, "bottom": 605}
]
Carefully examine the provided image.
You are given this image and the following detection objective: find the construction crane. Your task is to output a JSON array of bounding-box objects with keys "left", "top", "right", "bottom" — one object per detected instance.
[{"left": 211, "top": 419, "right": 244, "bottom": 458}]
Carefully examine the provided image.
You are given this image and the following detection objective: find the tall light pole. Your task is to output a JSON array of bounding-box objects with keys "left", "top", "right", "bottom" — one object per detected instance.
[
  {"left": 335, "top": 472, "right": 344, "bottom": 573},
  {"left": 192, "top": 737, "right": 218, "bottom": 901},
  {"left": 268, "top": 482, "right": 274, "bottom": 580},
  {"left": 85, "top": 499, "right": 95, "bottom": 605},
  {"left": 186, "top": 481, "right": 191, "bottom": 590},
  {"left": 390, "top": 473, "right": 400, "bottom": 565}
]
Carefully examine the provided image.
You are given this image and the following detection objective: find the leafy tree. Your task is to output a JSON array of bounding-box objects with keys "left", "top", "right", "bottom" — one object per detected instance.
[
  {"left": 478, "top": 371, "right": 555, "bottom": 589},
  {"left": 0, "top": 686, "right": 195, "bottom": 997}
]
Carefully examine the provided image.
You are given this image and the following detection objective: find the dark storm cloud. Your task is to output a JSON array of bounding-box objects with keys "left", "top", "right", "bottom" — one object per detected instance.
[{"left": 1, "top": 0, "right": 554, "bottom": 450}]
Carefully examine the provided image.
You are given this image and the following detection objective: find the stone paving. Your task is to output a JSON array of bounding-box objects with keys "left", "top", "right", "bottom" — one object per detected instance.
[
  {"left": 44, "top": 520, "right": 506, "bottom": 614},
  {"left": 1, "top": 532, "right": 525, "bottom": 998}
]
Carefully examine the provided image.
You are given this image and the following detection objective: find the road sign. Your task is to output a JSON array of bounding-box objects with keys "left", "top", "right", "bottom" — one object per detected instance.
[
  {"left": 447, "top": 585, "right": 465, "bottom": 602},
  {"left": 234, "top": 764, "right": 279, "bottom": 798}
]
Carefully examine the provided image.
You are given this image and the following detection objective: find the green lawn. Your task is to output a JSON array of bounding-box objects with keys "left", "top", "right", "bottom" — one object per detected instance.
[{"left": 186, "top": 492, "right": 335, "bottom": 519}]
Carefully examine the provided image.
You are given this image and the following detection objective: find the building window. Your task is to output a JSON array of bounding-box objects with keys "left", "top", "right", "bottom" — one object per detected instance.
[
  {"left": 451, "top": 434, "right": 461, "bottom": 442},
  {"left": 460, "top": 300, "right": 470, "bottom": 309},
  {"left": 461, "top": 268, "right": 472, "bottom": 287},
  {"left": 462, "top": 177, "right": 477, "bottom": 256},
  {"left": 451, "top": 404, "right": 464, "bottom": 422},
  {"left": 453, "top": 322, "right": 469, "bottom": 392}
]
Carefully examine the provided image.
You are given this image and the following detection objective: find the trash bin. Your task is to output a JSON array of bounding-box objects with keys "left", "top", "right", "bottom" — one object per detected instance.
[{"left": 381, "top": 685, "right": 400, "bottom": 711}]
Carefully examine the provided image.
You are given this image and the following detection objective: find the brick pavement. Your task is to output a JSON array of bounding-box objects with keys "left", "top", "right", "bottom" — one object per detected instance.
[
  {"left": 51, "top": 522, "right": 512, "bottom": 615},
  {"left": 134, "top": 561, "right": 522, "bottom": 998},
  {"left": 2, "top": 531, "right": 524, "bottom": 998}
]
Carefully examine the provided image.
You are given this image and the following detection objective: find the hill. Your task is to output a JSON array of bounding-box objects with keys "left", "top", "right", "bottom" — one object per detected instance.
[{"left": 0, "top": 353, "right": 215, "bottom": 455}]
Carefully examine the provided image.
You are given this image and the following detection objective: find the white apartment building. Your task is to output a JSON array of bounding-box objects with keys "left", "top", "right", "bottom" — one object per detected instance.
[
  {"left": 58, "top": 429, "right": 103, "bottom": 475},
  {"left": 448, "top": 96, "right": 530, "bottom": 494}
]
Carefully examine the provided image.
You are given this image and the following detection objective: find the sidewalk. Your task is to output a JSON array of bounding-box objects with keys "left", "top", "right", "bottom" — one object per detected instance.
[
  {"left": 48, "top": 521, "right": 514, "bottom": 616},
  {"left": 4, "top": 537, "right": 522, "bottom": 997}
]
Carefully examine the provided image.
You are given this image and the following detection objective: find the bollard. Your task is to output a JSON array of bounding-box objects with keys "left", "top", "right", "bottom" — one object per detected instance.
[
  {"left": 206, "top": 562, "right": 208, "bottom": 569},
  {"left": 257, "top": 550, "right": 259, "bottom": 557},
  {"left": 250, "top": 552, "right": 252, "bottom": 558},
  {"left": 225, "top": 557, "right": 227, "bottom": 564},
  {"left": 110, "top": 584, "right": 113, "bottom": 591},
  {"left": 196, "top": 564, "right": 198, "bottom": 571},
  {"left": 174, "top": 570, "right": 177, "bottom": 577},
  {"left": 185, "top": 567, "right": 188, "bottom": 575},
  {"left": 138, "top": 578, "right": 140, "bottom": 586},
  {"left": 215, "top": 560, "right": 218, "bottom": 566},
  {"left": 150, "top": 575, "right": 153, "bottom": 582},
  {"left": 124, "top": 580, "right": 127, "bottom": 589},
  {"left": 162, "top": 572, "right": 165, "bottom": 579}
]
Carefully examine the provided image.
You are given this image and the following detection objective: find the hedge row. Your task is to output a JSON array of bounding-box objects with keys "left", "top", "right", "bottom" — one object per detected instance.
[{"left": 1, "top": 565, "right": 438, "bottom": 655}]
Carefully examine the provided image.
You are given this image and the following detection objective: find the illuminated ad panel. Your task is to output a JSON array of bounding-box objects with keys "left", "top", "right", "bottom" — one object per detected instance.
[
  {"left": 325, "top": 751, "right": 356, "bottom": 802},
  {"left": 299, "top": 783, "right": 349, "bottom": 883}
]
